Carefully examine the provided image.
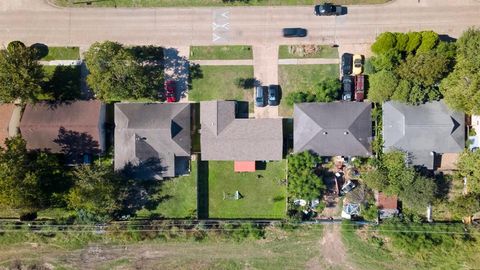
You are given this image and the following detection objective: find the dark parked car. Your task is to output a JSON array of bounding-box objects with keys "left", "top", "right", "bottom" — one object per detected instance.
[
  {"left": 314, "top": 3, "right": 342, "bottom": 16},
  {"left": 255, "top": 86, "right": 267, "bottom": 107},
  {"left": 268, "top": 85, "right": 279, "bottom": 106},
  {"left": 342, "top": 76, "right": 353, "bottom": 101},
  {"left": 282, "top": 28, "right": 308, "bottom": 38},
  {"left": 354, "top": 75, "right": 365, "bottom": 102},
  {"left": 341, "top": 53, "right": 353, "bottom": 75}
]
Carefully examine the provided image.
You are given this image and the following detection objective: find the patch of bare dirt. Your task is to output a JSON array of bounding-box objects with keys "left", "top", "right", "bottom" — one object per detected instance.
[{"left": 318, "top": 225, "right": 355, "bottom": 270}]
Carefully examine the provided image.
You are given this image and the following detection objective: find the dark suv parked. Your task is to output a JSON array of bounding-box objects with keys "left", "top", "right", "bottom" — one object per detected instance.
[
  {"left": 342, "top": 76, "right": 353, "bottom": 101},
  {"left": 314, "top": 3, "right": 342, "bottom": 16},
  {"left": 255, "top": 86, "right": 266, "bottom": 107},
  {"left": 341, "top": 53, "right": 353, "bottom": 76},
  {"left": 268, "top": 85, "right": 279, "bottom": 106}
]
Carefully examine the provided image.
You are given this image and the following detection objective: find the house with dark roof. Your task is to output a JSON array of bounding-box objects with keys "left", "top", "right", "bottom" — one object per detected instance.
[
  {"left": 0, "top": 103, "right": 20, "bottom": 147},
  {"left": 294, "top": 102, "right": 372, "bottom": 157},
  {"left": 383, "top": 101, "right": 465, "bottom": 169},
  {"left": 114, "top": 102, "right": 191, "bottom": 179},
  {"left": 200, "top": 101, "right": 283, "bottom": 168},
  {"left": 19, "top": 100, "right": 106, "bottom": 162}
]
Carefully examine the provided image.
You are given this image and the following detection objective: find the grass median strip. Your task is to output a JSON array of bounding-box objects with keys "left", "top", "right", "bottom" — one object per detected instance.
[
  {"left": 278, "top": 64, "right": 338, "bottom": 117},
  {"left": 190, "top": 46, "right": 253, "bottom": 60},
  {"left": 279, "top": 45, "right": 339, "bottom": 59},
  {"left": 40, "top": 47, "right": 80, "bottom": 61}
]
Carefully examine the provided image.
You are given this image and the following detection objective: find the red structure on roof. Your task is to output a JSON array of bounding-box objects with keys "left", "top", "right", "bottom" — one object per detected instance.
[
  {"left": 376, "top": 192, "right": 398, "bottom": 210},
  {"left": 234, "top": 161, "right": 256, "bottom": 172}
]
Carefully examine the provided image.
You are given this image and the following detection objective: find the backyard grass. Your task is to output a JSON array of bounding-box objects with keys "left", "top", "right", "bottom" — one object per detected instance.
[
  {"left": 136, "top": 160, "right": 197, "bottom": 219},
  {"left": 278, "top": 64, "right": 339, "bottom": 116},
  {"left": 190, "top": 46, "right": 253, "bottom": 60},
  {"left": 278, "top": 45, "right": 339, "bottom": 59},
  {"left": 204, "top": 160, "right": 287, "bottom": 219},
  {"left": 40, "top": 47, "right": 80, "bottom": 61},
  {"left": 342, "top": 222, "right": 480, "bottom": 270},
  {"left": 39, "top": 65, "right": 82, "bottom": 101},
  {"left": 0, "top": 225, "right": 324, "bottom": 269},
  {"left": 189, "top": 65, "right": 254, "bottom": 105},
  {"left": 54, "top": 0, "right": 390, "bottom": 7}
]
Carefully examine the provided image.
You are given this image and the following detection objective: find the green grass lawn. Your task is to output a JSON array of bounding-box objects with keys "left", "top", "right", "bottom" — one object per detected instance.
[
  {"left": 39, "top": 65, "right": 82, "bottom": 101},
  {"left": 40, "top": 47, "right": 80, "bottom": 61},
  {"left": 54, "top": 0, "right": 390, "bottom": 7},
  {"left": 190, "top": 46, "right": 253, "bottom": 60},
  {"left": 136, "top": 160, "right": 197, "bottom": 219},
  {"left": 205, "top": 160, "right": 287, "bottom": 219},
  {"left": 278, "top": 64, "right": 339, "bottom": 117},
  {"left": 278, "top": 45, "right": 338, "bottom": 59},
  {"left": 189, "top": 65, "right": 254, "bottom": 104}
]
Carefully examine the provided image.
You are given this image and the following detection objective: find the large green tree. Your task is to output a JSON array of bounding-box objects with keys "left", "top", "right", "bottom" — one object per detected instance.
[
  {"left": 84, "top": 41, "right": 159, "bottom": 101},
  {"left": 397, "top": 51, "right": 450, "bottom": 88},
  {"left": 455, "top": 150, "right": 480, "bottom": 194},
  {"left": 367, "top": 70, "right": 398, "bottom": 103},
  {"left": 287, "top": 152, "right": 325, "bottom": 200},
  {"left": 67, "top": 164, "right": 124, "bottom": 216},
  {"left": 0, "top": 41, "right": 44, "bottom": 103},
  {"left": 0, "top": 137, "right": 42, "bottom": 214},
  {"left": 441, "top": 28, "right": 480, "bottom": 114}
]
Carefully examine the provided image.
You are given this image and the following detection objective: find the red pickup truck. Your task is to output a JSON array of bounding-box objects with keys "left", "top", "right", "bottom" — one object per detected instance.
[{"left": 354, "top": 75, "right": 365, "bottom": 102}]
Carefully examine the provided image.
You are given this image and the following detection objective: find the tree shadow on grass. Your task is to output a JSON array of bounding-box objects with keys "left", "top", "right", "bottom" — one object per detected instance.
[{"left": 43, "top": 66, "right": 82, "bottom": 101}]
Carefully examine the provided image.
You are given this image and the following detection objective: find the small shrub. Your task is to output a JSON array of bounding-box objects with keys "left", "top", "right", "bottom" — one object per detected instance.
[{"left": 417, "top": 31, "right": 439, "bottom": 53}]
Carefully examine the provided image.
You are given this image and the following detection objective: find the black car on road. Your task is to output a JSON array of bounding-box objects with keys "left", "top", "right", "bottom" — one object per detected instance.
[
  {"left": 341, "top": 53, "right": 353, "bottom": 75},
  {"left": 282, "top": 28, "right": 308, "bottom": 38},
  {"left": 268, "top": 85, "right": 279, "bottom": 106},
  {"left": 314, "top": 3, "right": 342, "bottom": 16}
]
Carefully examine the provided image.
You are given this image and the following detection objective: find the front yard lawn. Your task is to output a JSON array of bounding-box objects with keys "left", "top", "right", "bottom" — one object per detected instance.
[
  {"left": 279, "top": 45, "right": 338, "bottom": 59},
  {"left": 190, "top": 46, "right": 253, "bottom": 60},
  {"left": 206, "top": 160, "right": 287, "bottom": 219},
  {"left": 40, "top": 47, "right": 80, "bottom": 61},
  {"left": 278, "top": 64, "right": 339, "bottom": 117},
  {"left": 39, "top": 65, "right": 82, "bottom": 101},
  {"left": 136, "top": 160, "right": 197, "bottom": 219},
  {"left": 189, "top": 65, "right": 254, "bottom": 104}
]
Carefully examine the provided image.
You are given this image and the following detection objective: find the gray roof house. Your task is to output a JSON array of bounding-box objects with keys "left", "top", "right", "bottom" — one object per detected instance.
[
  {"left": 294, "top": 102, "right": 372, "bottom": 156},
  {"left": 200, "top": 101, "right": 283, "bottom": 161},
  {"left": 114, "top": 103, "right": 191, "bottom": 179},
  {"left": 383, "top": 101, "right": 465, "bottom": 169}
]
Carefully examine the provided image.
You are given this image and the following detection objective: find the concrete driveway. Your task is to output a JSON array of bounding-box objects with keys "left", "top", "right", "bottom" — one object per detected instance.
[{"left": 1, "top": 0, "right": 479, "bottom": 47}]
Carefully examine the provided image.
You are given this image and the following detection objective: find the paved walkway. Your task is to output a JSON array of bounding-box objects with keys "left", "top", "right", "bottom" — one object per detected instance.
[
  {"left": 39, "top": 60, "right": 82, "bottom": 66},
  {"left": 278, "top": 58, "right": 339, "bottom": 65},
  {"left": 191, "top": 59, "right": 253, "bottom": 66}
]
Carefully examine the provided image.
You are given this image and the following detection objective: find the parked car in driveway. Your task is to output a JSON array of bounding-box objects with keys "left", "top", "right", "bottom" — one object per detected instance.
[
  {"left": 314, "top": 3, "right": 342, "bottom": 16},
  {"left": 342, "top": 76, "right": 353, "bottom": 101},
  {"left": 354, "top": 75, "right": 365, "bottom": 102},
  {"left": 340, "top": 180, "right": 357, "bottom": 196},
  {"left": 268, "top": 85, "right": 279, "bottom": 106},
  {"left": 341, "top": 53, "right": 353, "bottom": 75},
  {"left": 164, "top": 80, "right": 176, "bottom": 103},
  {"left": 353, "top": 54, "right": 363, "bottom": 75},
  {"left": 255, "top": 86, "right": 266, "bottom": 107},
  {"left": 282, "top": 28, "right": 308, "bottom": 38}
]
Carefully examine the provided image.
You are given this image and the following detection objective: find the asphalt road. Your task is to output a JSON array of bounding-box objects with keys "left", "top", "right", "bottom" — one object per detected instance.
[{"left": 1, "top": 0, "right": 479, "bottom": 47}]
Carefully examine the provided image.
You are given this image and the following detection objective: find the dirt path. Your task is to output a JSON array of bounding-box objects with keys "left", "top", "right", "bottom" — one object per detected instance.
[{"left": 318, "top": 224, "right": 355, "bottom": 270}]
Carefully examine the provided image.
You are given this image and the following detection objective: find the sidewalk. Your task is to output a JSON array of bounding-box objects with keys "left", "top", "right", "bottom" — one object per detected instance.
[
  {"left": 278, "top": 58, "right": 339, "bottom": 65},
  {"left": 191, "top": 59, "right": 253, "bottom": 66}
]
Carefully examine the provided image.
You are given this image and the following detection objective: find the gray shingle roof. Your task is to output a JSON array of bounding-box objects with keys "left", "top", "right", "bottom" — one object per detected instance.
[
  {"left": 294, "top": 102, "right": 372, "bottom": 156},
  {"left": 383, "top": 101, "right": 465, "bottom": 169},
  {"left": 114, "top": 103, "right": 191, "bottom": 179},
  {"left": 200, "top": 101, "right": 283, "bottom": 161}
]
